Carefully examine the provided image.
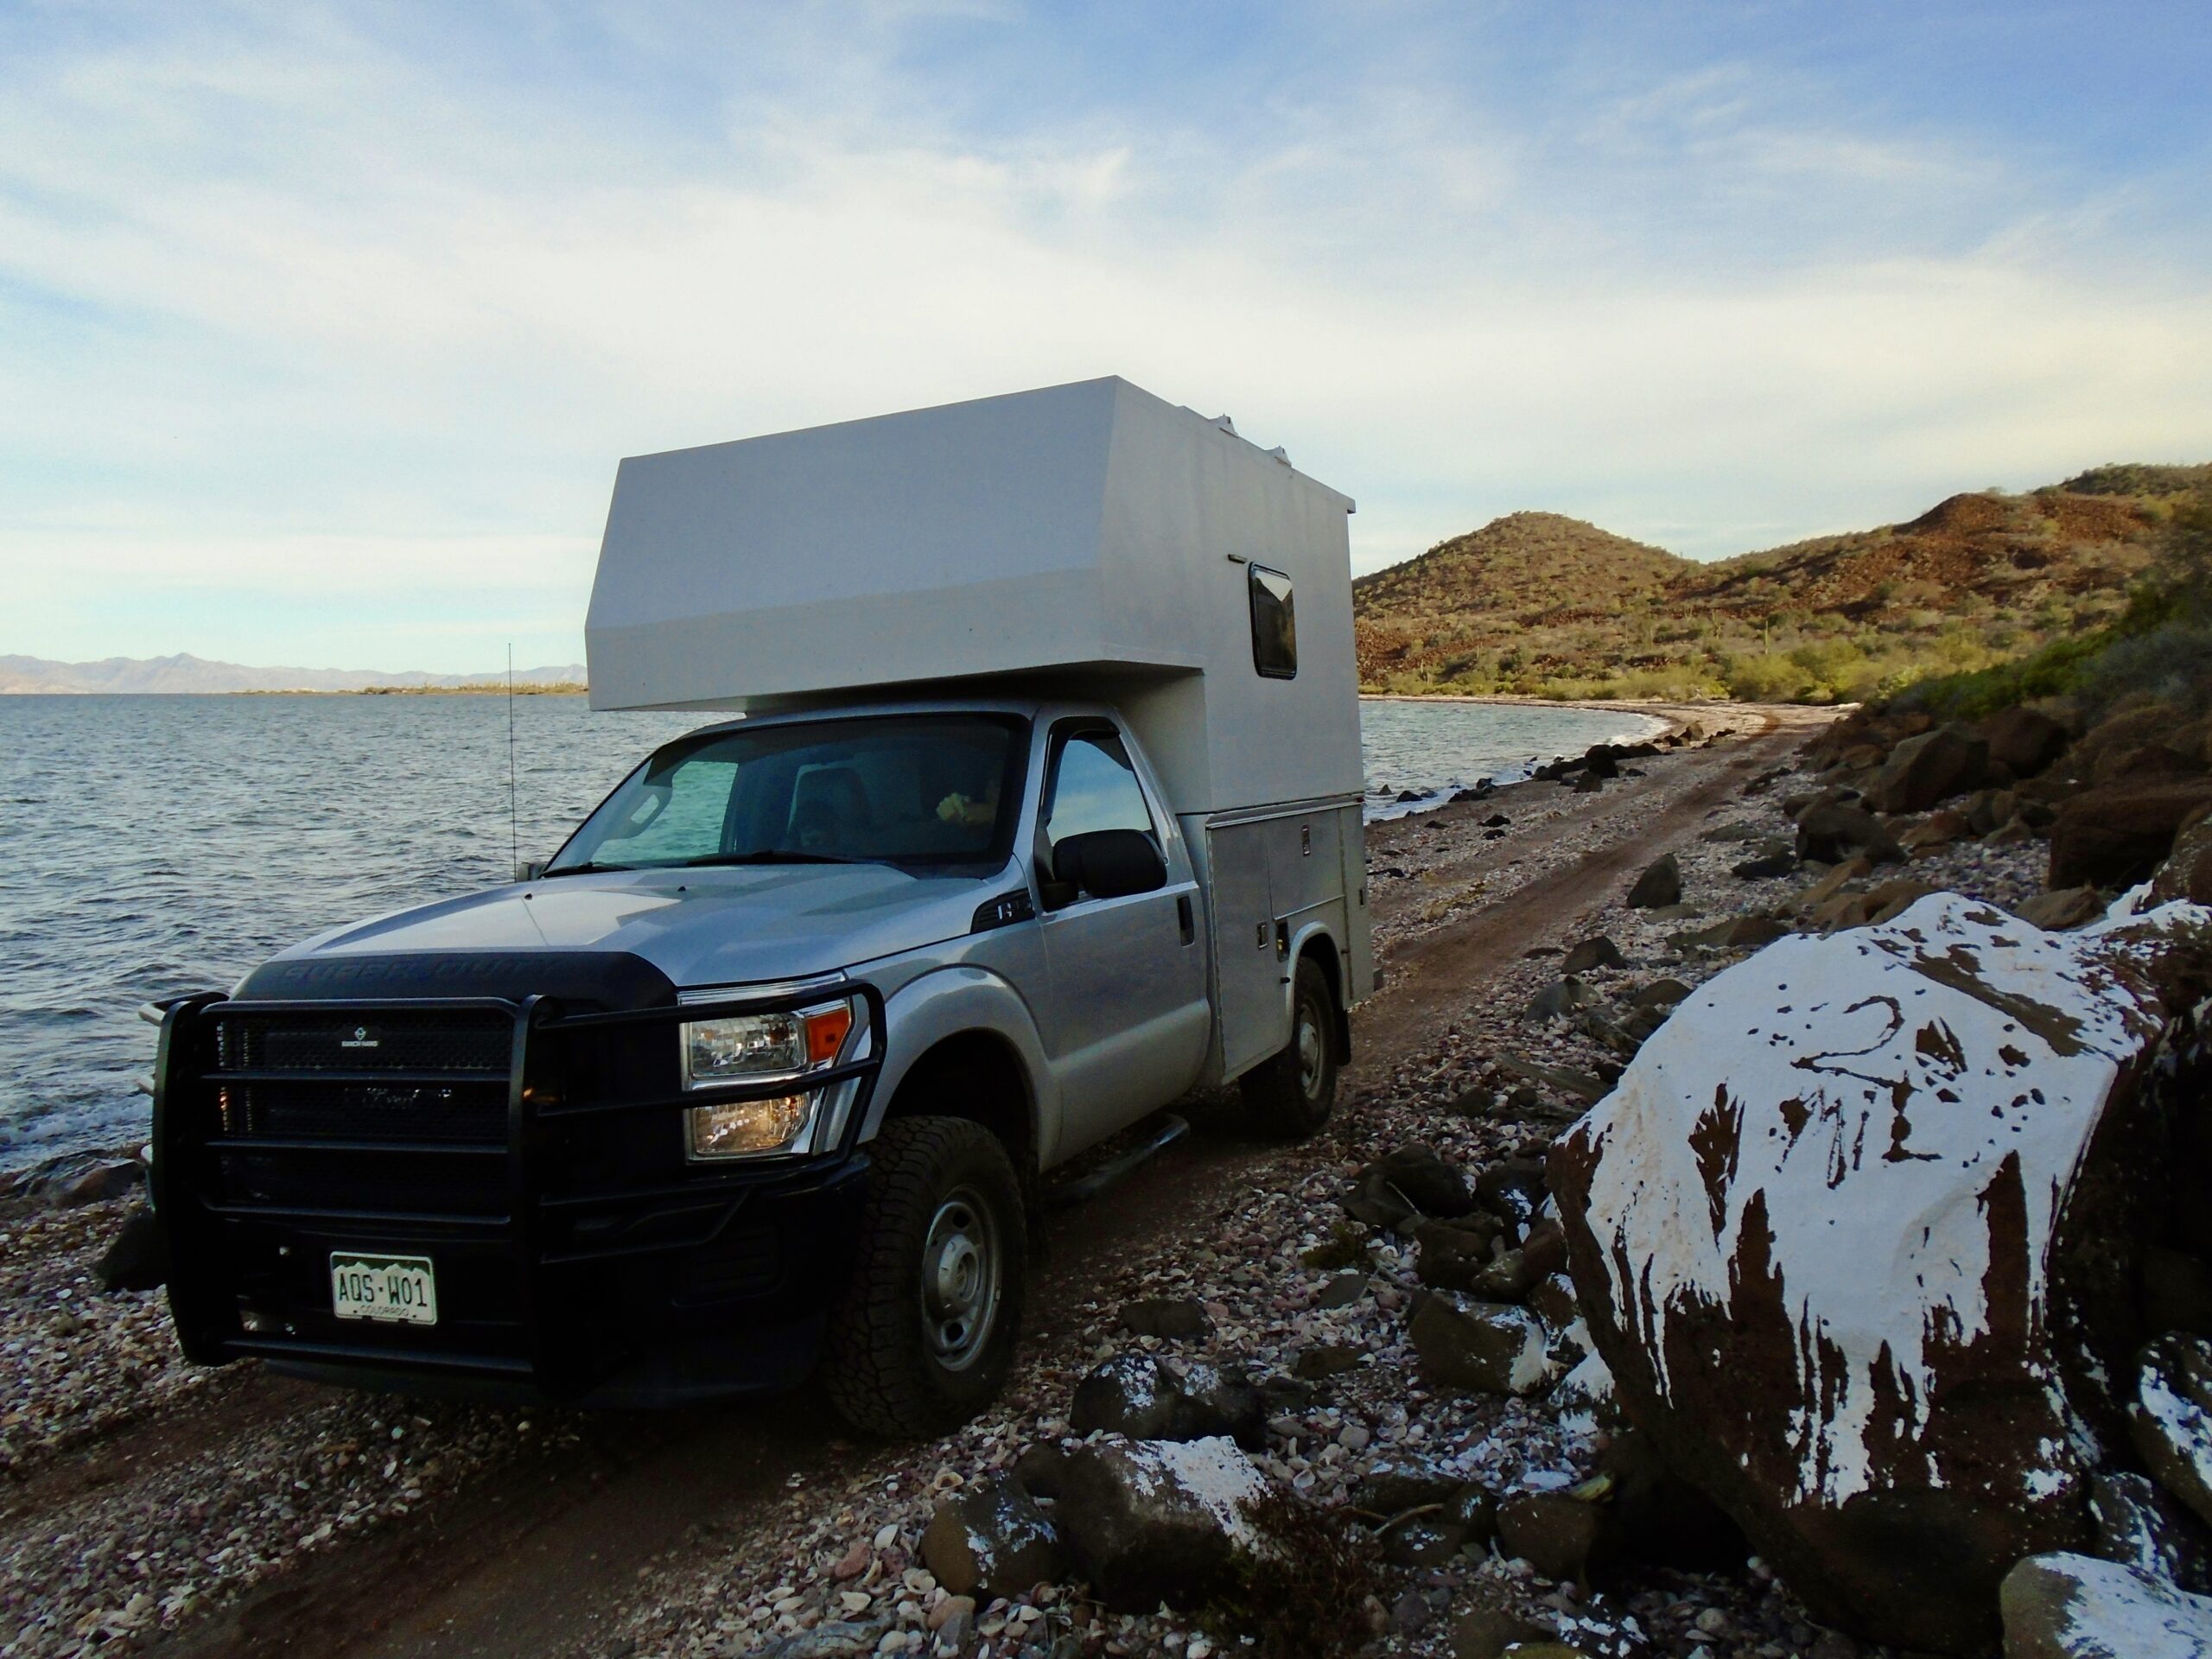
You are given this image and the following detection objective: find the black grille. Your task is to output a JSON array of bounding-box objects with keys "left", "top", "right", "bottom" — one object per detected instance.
[
  {"left": 228, "top": 1080, "right": 509, "bottom": 1143},
  {"left": 219, "top": 1011, "right": 512, "bottom": 1075},
  {"left": 213, "top": 1147, "right": 509, "bottom": 1219}
]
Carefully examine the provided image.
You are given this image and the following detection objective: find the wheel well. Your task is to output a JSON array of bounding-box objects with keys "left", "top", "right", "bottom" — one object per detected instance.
[
  {"left": 1300, "top": 938, "right": 1351, "bottom": 1063},
  {"left": 882, "top": 1032, "right": 1036, "bottom": 1177}
]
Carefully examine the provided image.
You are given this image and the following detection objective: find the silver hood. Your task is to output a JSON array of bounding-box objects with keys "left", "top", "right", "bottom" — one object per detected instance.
[{"left": 271, "top": 861, "right": 1006, "bottom": 988}]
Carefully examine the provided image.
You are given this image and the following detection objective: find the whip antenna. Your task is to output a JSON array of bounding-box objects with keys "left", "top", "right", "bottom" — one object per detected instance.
[{"left": 507, "top": 644, "right": 519, "bottom": 874}]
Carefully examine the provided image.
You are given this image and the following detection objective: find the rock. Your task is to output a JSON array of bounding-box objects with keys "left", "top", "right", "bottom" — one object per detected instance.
[
  {"left": 2152, "top": 816, "right": 2212, "bottom": 907},
  {"left": 1593, "top": 1427, "right": 1748, "bottom": 1573},
  {"left": 1624, "top": 854, "right": 1681, "bottom": 910},
  {"left": 2019, "top": 887, "right": 2107, "bottom": 931},
  {"left": 1866, "top": 726, "right": 1989, "bottom": 814},
  {"left": 2090, "top": 1471, "right": 2211, "bottom": 1592},
  {"left": 1627, "top": 977, "right": 1692, "bottom": 1009},
  {"left": 1414, "top": 1218, "right": 1504, "bottom": 1292},
  {"left": 1898, "top": 808, "right": 1974, "bottom": 851},
  {"left": 1490, "top": 1054, "right": 1606, "bottom": 1105},
  {"left": 1967, "top": 786, "right": 2024, "bottom": 835},
  {"left": 1523, "top": 977, "right": 1594, "bottom": 1021},
  {"left": 1572, "top": 772, "right": 1604, "bottom": 793},
  {"left": 2134, "top": 1337, "right": 2212, "bottom": 1531},
  {"left": 1408, "top": 1294, "right": 1555, "bottom": 1395},
  {"left": 1981, "top": 706, "right": 2073, "bottom": 779},
  {"left": 1472, "top": 1249, "right": 1539, "bottom": 1302},
  {"left": 2097, "top": 744, "right": 2207, "bottom": 785},
  {"left": 1052, "top": 1435, "right": 1274, "bottom": 1611},
  {"left": 925, "top": 1592, "right": 975, "bottom": 1631},
  {"left": 2145, "top": 1249, "right": 2212, "bottom": 1341},
  {"left": 1550, "top": 891, "right": 2212, "bottom": 1653},
  {"left": 1704, "top": 819, "right": 1782, "bottom": 842},
  {"left": 1527, "top": 1273, "right": 1579, "bottom": 1330},
  {"left": 1811, "top": 876, "right": 1937, "bottom": 932},
  {"left": 1013, "top": 1442, "right": 1068, "bottom": 1499},
  {"left": 1474, "top": 1157, "right": 1548, "bottom": 1228},
  {"left": 1357, "top": 1144, "right": 1478, "bottom": 1220},
  {"left": 1119, "top": 1298, "right": 1210, "bottom": 1339},
  {"left": 1670, "top": 916, "right": 1790, "bottom": 952},
  {"left": 1450, "top": 1606, "right": 1553, "bottom": 1659},
  {"left": 1450, "top": 1480, "right": 1501, "bottom": 1541},
  {"left": 1292, "top": 1343, "right": 1363, "bottom": 1381},
  {"left": 94, "top": 1204, "right": 168, "bottom": 1292},
  {"left": 1789, "top": 857, "right": 1873, "bottom": 914},
  {"left": 1448, "top": 1084, "right": 1498, "bottom": 1118},
  {"left": 918, "top": 1474, "right": 1063, "bottom": 1601},
  {"left": 2050, "top": 780, "right": 2212, "bottom": 889},
  {"left": 1497, "top": 1490, "right": 1602, "bottom": 1582},
  {"left": 1732, "top": 849, "right": 1800, "bottom": 880},
  {"left": 1583, "top": 745, "right": 1622, "bottom": 779},
  {"left": 1071, "top": 1354, "right": 1267, "bottom": 1450},
  {"left": 1796, "top": 803, "right": 1904, "bottom": 866},
  {"left": 1315, "top": 1271, "right": 1370, "bottom": 1309},
  {"left": 1999, "top": 1552, "right": 2212, "bottom": 1658},
  {"left": 1482, "top": 813, "right": 1510, "bottom": 828},
  {"left": 1561, "top": 936, "right": 1625, "bottom": 974},
  {"left": 32, "top": 1155, "right": 143, "bottom": 1207},
  {"left": 1388, "top": 1516, "right": 1470, "bottom": 1568}
]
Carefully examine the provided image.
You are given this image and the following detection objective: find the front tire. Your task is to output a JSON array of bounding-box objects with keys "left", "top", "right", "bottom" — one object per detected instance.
[
  {"left": 823, "top": 1116, "right": 1026, "bottom": 1438},
  {"left": 1240, "top": 955, "right": 1340, "bottom": 1141}
]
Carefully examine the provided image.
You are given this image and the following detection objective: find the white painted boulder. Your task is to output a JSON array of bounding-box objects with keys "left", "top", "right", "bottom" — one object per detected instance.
[{"left": 1549, "top": 893, "right": 2211, "bottom": 1653}]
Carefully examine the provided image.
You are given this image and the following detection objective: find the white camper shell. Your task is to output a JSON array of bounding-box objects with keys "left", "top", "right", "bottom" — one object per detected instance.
[{"left": 587, "top": 376, "right": 1376, "bottom": 1079}]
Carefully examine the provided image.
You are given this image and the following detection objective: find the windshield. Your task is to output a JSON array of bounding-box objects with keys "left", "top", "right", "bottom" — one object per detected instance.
[{"left": 547, "top": 713, "right": 1027, "bottom": 875}]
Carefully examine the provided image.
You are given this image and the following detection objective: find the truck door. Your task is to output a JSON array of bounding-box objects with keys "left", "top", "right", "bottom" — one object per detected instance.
[{"left": 1033, "top": 721, "right": 1211, "bottom": 1159}]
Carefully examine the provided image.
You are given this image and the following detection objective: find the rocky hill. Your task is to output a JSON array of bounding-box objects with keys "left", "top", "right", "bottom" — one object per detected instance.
[{"left": 1356, "top": 466, "right": 2206, "bottom": 703}]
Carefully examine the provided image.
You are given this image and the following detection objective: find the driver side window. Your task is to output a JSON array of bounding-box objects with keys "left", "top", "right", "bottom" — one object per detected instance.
[{"left": 1043, "top": 732, "right": 1154, "bottom": 853}]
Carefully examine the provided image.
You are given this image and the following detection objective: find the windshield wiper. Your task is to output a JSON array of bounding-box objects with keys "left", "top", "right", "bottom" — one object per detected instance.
[
  {"left": 677, "top": 850, "right": 887, "bottom": 868},
  {"left": 537, "top": 861, "right": 633, "bottom": 878}
]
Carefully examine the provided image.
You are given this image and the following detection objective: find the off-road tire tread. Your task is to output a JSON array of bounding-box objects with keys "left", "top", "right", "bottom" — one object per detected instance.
[
  {"left": 1239, "top": 957, "right": 1338, "bottom": 1141},
  {"left": 823, "top": 1116, "right": 1025, "bottom": 1439}
]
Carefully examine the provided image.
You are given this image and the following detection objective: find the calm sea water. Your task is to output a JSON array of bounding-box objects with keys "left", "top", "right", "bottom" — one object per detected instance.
[{"left": 0, "top": 694, "right": 1662, "bottom": 1168}]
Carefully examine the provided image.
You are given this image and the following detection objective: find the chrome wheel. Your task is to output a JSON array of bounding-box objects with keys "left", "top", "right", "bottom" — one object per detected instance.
[{"left": 920, "top": 1185, "right": 1001, "bottom": 1371}]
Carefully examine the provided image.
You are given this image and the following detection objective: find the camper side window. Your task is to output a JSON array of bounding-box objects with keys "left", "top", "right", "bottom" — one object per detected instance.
[{"left": 1249, "top": 564, "right": 1297, "bottom": 678}]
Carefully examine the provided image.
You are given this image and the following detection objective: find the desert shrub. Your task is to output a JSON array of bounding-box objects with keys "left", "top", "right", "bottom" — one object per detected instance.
[
  {"left": 1205, "top": 1488, "right": 1382, "bottom": 1659},
  {"left": 1720, "top": 652, "right": 1815, "bottom": 702}
]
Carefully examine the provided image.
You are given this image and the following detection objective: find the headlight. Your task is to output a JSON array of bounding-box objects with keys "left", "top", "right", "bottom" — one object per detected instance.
[{"left": 680, "top": 999, "right": 856, "bottom": 1160}]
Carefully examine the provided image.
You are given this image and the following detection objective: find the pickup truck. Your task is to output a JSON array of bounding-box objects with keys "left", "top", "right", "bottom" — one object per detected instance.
[{"left": 152, "top": 378, "right": 1373, "bottom": 1435}]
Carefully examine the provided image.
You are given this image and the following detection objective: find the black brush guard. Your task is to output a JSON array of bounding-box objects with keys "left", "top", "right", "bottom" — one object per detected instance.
[{"left": 151, "top": 983, "right": 886, "bottom": 1400}]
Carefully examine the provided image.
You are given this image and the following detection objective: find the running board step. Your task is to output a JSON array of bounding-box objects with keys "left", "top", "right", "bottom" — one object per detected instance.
[{"left": 1045, "top": 1114, "right": 1189, "bottom": 1209}]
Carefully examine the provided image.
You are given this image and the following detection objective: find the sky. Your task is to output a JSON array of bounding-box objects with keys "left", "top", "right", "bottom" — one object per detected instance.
[{"left": 3, "top": 1, "right": 2209, "bottom": 674}]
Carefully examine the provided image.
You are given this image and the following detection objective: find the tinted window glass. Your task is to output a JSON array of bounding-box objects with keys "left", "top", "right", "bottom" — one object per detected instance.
[
  {"left": 549, "top": 714, "right": 1025, "bottom": 874},
  {"left": 1044, "top": 732, "right": 1154, "bottom": 849},
  {"left": 1249, "top": 564, "right": 1297, "bottom": 677}
]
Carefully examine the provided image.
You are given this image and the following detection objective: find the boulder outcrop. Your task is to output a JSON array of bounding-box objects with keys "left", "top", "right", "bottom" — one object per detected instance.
[
  {"left": 1550, "top": 892, "right": 2212, "bottom": 1652},
  {"left": 2050, "top": 780, "right": 2212, "bottom": 889}
]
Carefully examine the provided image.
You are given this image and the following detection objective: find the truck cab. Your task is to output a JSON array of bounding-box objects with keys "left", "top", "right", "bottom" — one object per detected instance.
[{"left": 153, "top": 378, "right": 1373, "bottom": 1435}]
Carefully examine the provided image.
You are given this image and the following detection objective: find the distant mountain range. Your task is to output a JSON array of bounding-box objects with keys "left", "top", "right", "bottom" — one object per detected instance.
[{"left": 0, "top": 652, "right": 589, "bottom": 695}]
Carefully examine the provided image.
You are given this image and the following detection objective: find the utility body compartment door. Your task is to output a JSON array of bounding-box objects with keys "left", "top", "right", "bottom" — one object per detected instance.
[{"left": 1205, "top": 819, "right": 1285, "bottom": 1078}]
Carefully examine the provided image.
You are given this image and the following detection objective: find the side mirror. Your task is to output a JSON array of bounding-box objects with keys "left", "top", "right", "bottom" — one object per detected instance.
[
  {"left": 1052, "top": 830, "right": 1166, "bottom": 901},
  {"left": 516, "top": 859, "right": 548, "bottom": 882}
]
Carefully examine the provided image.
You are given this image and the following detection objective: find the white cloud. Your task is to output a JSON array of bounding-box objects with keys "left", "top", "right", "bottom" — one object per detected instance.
[{"left": 1, "top": 3, "right": 2208, "bottom": 667}]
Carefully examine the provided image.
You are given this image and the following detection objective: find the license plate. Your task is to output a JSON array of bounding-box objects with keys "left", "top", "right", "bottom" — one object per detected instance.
[{"left": 330, "top": 1254, "right": 439, "bottom": 1325}]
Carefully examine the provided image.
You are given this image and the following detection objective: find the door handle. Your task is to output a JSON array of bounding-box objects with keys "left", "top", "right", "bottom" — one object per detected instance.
[{"left": 1177, "top": 894, "right": 1194, "bottom": 945}]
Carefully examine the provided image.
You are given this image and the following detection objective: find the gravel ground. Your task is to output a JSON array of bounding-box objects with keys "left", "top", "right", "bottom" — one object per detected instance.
[
  {"left": 5, "top": 709, "right": 2079, "bottom": 1659},
  {"left": 596, "top": 727, "right": 2056, "bottom": 1659}
]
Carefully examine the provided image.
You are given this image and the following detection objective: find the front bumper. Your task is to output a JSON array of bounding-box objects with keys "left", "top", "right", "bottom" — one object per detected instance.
[{"left": 151, "top": 979, "right": 885, "bottom": 1406}]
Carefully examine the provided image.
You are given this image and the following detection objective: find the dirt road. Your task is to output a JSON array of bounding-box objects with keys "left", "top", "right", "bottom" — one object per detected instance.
[{"left": 12, "top": 712, "right": 1824, "bottom": 1659}]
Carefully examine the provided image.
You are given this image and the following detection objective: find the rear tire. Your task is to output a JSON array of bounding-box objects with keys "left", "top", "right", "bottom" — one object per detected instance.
[
  {"left": 1239, "top": 955, "right": 1339, "bottom": 1141},
  {"left": 823, "top": 1116, "right": 1026, "bottom": 1439}
]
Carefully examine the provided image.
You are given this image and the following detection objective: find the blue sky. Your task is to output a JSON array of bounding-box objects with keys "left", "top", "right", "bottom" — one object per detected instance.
[{"left": 3, "top": 1, "right": 2209, "bottom": 672}]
